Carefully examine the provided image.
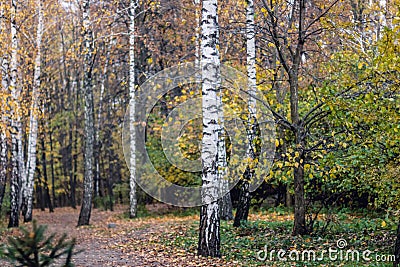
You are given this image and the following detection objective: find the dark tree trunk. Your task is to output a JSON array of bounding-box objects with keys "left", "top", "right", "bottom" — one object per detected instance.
[
  {"left": 78, "top": 0, "right": 95, "bottom": 226},
  {"left": 233, "top": 178, "right": 251, "bottom": 227},
  {"left": 105, "top": 167, "right": 114, "bottom": 212},
  {"left": 105, "top": 133, "right": 114, "bottom": 212},
  {"left": 49, "top": 129, "right": 57, "bottom": 207},
  {"left": 39, "top": 186, "right": 45, "bottom": 211},
  {"left": 8, "top": 134, "right": 19, "bottom": 228},
  {"left": 68, "top": 127, "right": 76, "bottom": 209},
  {"left": 43, "top": 180, "right": 53, "bottom": 212},
  {"left": 219, "top": 193, "right": 233, "bottom": 221},
  {"left": 41, "top": 136, "right": 53, "bottom": 212},
  {"left": 292, "top": 137, "right": 306, "bottom": 235},
  {"left": 35, "top": 169, "right": 45, "bottom": 212}
]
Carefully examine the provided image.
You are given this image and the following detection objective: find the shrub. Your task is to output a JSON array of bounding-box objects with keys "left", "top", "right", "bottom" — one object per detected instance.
[{"left": 0, "top": 220, "right": 80, "bottom": 267}]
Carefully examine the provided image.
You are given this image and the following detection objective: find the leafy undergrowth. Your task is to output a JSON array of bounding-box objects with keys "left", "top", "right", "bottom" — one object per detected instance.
[
  {"left": 161, "top": 208, "right": 397, "bottom": 267},
  {"left": 0, "top": 206, "right": 397, "bottom": 266}
]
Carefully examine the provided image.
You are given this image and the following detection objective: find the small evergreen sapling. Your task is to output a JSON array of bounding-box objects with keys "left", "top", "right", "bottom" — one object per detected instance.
[{"left": 0, "top": 220, "right": 79, "bottom": 267}]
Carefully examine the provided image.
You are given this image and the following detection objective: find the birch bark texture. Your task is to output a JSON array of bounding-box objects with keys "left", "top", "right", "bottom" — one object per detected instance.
[
  {"left": 0, "top": 2, "right": 8, "bottom": 212},
  {"left": 8, "top": 0, "right": 20, "bottom": 228},
  {"left": 78, "top": 0, "right": 95, "bottom": 226},
  {"left": 129, "top": 0, "right": 138, "bottom": 219},
  {"left": 24, "top": 0, "right": 43, "bottom": 222},
  {"left": 198, "top": 0, "right": 221, "bottom": 257},
  {"left": 234, "top": 0, "right": 256, "bottom": 227}
]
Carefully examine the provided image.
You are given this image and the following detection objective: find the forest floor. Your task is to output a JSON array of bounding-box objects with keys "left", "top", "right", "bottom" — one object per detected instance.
[
  {"left": 0, "top": 205, "right": 397, "bottom": 267},
  {"left": 0, "top": 205, "right": 239, "bottom": 266}
]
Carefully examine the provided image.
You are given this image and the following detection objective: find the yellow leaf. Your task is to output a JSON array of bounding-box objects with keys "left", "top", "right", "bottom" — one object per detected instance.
[
  {"left": 381, "top": 221, "right": 387, "bottom": 228},
  {"left": 275, "top": 139, "right": 279, "bottom": 147},
  {"left": 261, "top": 7, "right": 267, "bottom": 14}
]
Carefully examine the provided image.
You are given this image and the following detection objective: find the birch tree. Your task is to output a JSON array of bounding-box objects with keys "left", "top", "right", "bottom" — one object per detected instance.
[
  {"left": 0, "top": 114, "right": 6, "bottom": 212},
  {"left": 23, "top": 0, "right": 44, "bottom": 223},
  {"left": 129, "top": 0, "right": 138, "bottom": 219},
  {"left": 198, "top": 0, "right": 221, "bottom": 257},
  {"left": 217, "top": 107, "right": 232, "bottom": 221},
  {"left": 0, "top": 55, "right": 7, "bottom": 211},
  {"left": 8, "top": 0, "right": 20, "bottom": 228},
  {"left": 216, "top": 1, "right": 232, "bottom": 222},
  {"left": 233, "top": 0, "right": 256, "bottom": 227},
  {"left": 78, "top": 0, "right": 95, "bottom": 226},
  {"left": 0, "top": 1, "right": 8, "bottom": 212}
]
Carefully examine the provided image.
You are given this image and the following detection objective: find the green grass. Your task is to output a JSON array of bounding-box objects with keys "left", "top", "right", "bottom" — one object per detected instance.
[{"left": 161, "top": 207, "right": 397, "bottom": 267}]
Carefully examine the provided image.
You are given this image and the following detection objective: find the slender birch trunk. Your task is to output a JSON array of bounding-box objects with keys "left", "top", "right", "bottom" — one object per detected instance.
[
  {"left": 0, "top": 120, "right": 6, "bottom": 211},
  {"left": 17, "top": 119, "right": 25, "bottom": 209},
  {"left": 376, "top": 0, "right": 387, "bottom": 41},
  {"left": 217, "top": 98, "right": 232, "bottom": 220},
  {"left": 0, "top": 55, "right": 7, "bottom": 210},
  {"left": 24, "top": 0, "right": 43, "bottom": 222},
  {"left": 0, "top": 2, "right": 8, "bottom": 212},
  {"left": 8, "top": 0, "right": 20, "bottom": 228},
  {"left": 78, "top": 0, "right": 95, "bottom": 226},
  {"left": 129, "top": 0, "right": 138, "bottom": 219},
  {"left": 234, "top": 0, "right": 256, "bottom": 227},
  {"left": 194, "top": 0, "right": 200, "bottom": 70},
  {"left": 218, "top": 129, "right": 232, "bottom": 221},
  {"left": 216, "top": 0, "right": 232, "bottom": 222},
  {"left": 198, "top": 0, "right": 221, "bottom": 257}
]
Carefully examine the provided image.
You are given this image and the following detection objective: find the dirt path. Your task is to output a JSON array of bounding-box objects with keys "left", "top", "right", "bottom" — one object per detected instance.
[{"left": 0, "top": 206, "right": 238, "bottom": 267}]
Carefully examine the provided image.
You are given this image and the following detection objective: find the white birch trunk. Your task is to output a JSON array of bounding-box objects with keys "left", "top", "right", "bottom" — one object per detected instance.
[
  {"left": 24, "top": 0, "right": 43, "bottom": 222},
  {"left": 0, "top": 1, "right": 8, "bottom": 211},
  {"left": 78, "top": 0, "right": 95, "bottom": 226},
  {"left": 0, "top": 56, "right": 8, "bottom": 211},
  {"left": 0, "top": 120, "right": 6, "bottom": 211},
  {"left": 129, "top": 0, "right": 138, "bottom": 219},
  {"left": 17, "top": 124, "right": 26, "bottom": 210},
  {"left": 198, "top": 0, "right": 221, "bottom": 257},
  {"left": 194, "top": 0, "right": 200, "bottom": 70},
  {"left": 94, "top": 39, "right": 111, "bottom": 200},
  {"left": 246, "top": 0, "right": 257, "bottom": 160},
  {"left": 8, "top": 0, "right": 20, "bottom": 228},
  {"left": 233, "top": 0, "right": 256, "bottom": 227},
  {"left": 377, "top": 0, "right": 387, "bottom": 40}
]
